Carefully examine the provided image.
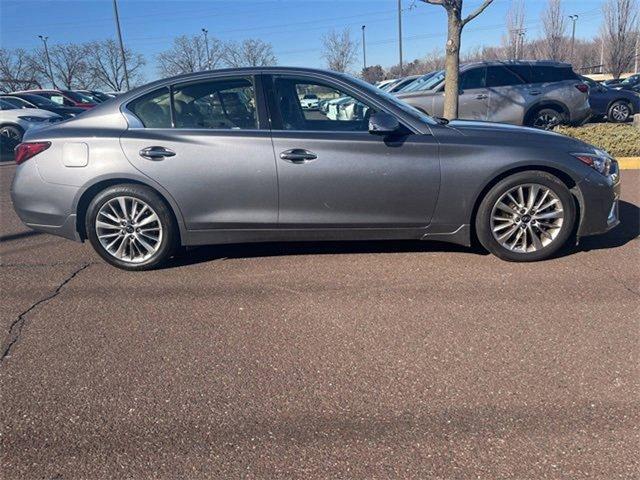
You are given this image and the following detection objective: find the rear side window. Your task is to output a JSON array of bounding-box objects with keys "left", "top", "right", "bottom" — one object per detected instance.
[
  {"left": 486, "top": 66, "right": 524, "bottom": 87},
  {"left": 529, "top": 66, "right": 578, "bottom": 83},
  {"left": 460, "top": 67, "right": 487, "bottom": 90},
  {"left": 128, "top": 87, "right": 171, "bottom": 128},
  {"left": 172, "top": 77, "right": 257, "bottom": 130}
]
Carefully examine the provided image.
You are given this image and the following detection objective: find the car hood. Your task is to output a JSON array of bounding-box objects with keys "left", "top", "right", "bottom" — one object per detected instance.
[{"left": 444, "top": 119, "right": 598, "bottom": 152}]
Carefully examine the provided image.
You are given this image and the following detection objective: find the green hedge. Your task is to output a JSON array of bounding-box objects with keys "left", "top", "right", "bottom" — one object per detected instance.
[{"left": 555, "top": 123, "right": 640, "bottom": 157}]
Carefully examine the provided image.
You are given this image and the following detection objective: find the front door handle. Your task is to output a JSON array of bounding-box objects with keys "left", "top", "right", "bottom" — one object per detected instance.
[
  {"left": 280, "top": 149, "right": 317, "bottom": 163},
  {"left": 475, "top": 94, "right": 488, "bottom": 100},
  {"left": 529, "top": 90, "right": 542, "bottom": 96},
  {"left": 139, "top": 146, "right": 176, "bottom": 160}
]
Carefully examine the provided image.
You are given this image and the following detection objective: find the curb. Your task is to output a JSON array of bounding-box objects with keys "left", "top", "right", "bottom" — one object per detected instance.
[{"left": 617, "top": 157, "right": 640, "bottom": 170}]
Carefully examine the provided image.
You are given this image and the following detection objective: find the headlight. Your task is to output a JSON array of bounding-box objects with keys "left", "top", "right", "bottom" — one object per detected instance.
[
  {"left": 571, "top": 151, "right": 612, "bottom": 176},
  {"left": 18, "top": 116, "right": 47, "bottom": 122}
]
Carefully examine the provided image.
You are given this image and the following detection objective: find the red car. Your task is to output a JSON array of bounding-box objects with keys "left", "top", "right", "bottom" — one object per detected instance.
[{"left": 14, "top": 89, "right": 97, "bottom": 110}]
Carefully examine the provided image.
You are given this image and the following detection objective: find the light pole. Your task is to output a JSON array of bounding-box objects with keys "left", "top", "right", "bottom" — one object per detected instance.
[
  {"left": 112, "top": 0, "right": 130, "bottom": 91},
  {"left": 569, "top": 15, "right": 578, "bottom": 65},
  {"left": 398, "top": 0, "right": 403, "bottom": 76},
  {"left": 202, "top": 28, "right": 210, "bottom": 69},
  {"left": 361, "top": 25, "right": 367, "bottom": 70},
  {"left": 38, "top": 35, "right": 56, "bottom": 89},
  {"left": 514, "top": 29, "right": 526, "bottom": 60}
]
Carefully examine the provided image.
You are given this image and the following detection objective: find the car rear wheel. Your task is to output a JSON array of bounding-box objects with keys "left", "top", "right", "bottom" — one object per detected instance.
[
  {"left": 607, "top": 101, "right": 632, "bottom": 123},
  {"left": 528, "top": 107, "right": 565, "bottom": 130},
  {"left": 86, "top": 184, "right": 177, "bottom": 271},
  {"left": 475, "top": 171, "right": 576, "bottom": 262}
]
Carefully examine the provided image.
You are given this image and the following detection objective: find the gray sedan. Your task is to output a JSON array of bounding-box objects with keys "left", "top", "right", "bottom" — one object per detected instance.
[{"left": 11, "top": 67, "right": 620, "bottom": 270}]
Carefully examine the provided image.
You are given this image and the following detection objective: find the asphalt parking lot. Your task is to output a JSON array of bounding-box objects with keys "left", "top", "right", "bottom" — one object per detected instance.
[{"left": 1, "top": 162, "right": 638, "bottom": 479}]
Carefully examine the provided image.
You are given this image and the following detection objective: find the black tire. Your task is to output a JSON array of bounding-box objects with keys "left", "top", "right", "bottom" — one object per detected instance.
[
  {"left": 607, "top": 100, "right": 632, "bottom": 123},
  {"left": 527, "top": 107, "right": 565, "bottom": 130},
  {"left": 475, "top": 171, "right": 576, "bottom": 262},
  {"left": 85, "top": 184, "right": 178, "bottom": 271}
]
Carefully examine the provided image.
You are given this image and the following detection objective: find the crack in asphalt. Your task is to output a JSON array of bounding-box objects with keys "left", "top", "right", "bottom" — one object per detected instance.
[{"left": 0, "top": 263, "right": 92, "bottom": 365}]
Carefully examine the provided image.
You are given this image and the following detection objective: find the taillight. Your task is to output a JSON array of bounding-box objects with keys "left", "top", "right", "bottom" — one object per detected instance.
[
  {"left": 14, "top": 141, "right": 51, "bottom": 165},
  {"left": 575, "top": 83, "right": 589, "bottom": 93}
]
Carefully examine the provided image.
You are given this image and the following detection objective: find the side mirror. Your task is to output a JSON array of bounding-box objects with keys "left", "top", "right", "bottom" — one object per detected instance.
[{"left": 368, "top": 111, "right": 400, "bottom": 135}]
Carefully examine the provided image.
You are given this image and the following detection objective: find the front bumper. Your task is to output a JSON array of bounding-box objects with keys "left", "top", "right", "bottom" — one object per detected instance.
[{"left": 577, "top": 163, "right": 621, "bottom": 237}]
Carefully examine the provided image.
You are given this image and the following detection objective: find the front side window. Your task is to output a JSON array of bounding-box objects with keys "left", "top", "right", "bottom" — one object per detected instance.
[
  {"left": 127, "top": 87, "right": 171, "bottom": 128},
  {"left": 172, "top": 77, "right": 257, "bottom": 130},
  {"left": 460, "top": 67, "right": 487, "bottom": 90},
  {"left": 272, "top": 77, "right": 374, "bottom": 131}
]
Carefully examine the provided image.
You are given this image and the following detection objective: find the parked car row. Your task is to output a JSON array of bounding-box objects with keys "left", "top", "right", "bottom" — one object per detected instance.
[
  {"left": 0, "top": 89, "right": 118, "bottom": 147},
  {"left": 380, "top": 61, "right": 640, "bottom": 128}
]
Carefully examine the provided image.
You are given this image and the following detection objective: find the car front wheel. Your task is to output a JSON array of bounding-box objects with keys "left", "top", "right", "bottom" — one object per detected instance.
[
  {"left": 86, "top": 184, "right": 177, "bottom": 271},
  {"left": 475, "top": 171, "right": 576, "bottom": 262}
]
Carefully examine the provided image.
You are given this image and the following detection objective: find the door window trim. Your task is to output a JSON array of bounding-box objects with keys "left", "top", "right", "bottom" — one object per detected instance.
[
  {"left": 123, "top": 74, "right": 270, "bottom": 132},
  {"left": 263, "top": 73, "right": 411, "bottom": 134}
]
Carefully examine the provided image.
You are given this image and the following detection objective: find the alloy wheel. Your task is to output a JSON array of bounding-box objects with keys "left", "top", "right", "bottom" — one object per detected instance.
[
  {"left": 610, "top": 103, "right": 630, "bottom": 122},
  {"left": 490, "top": 183, "right": 564, "bottom": 253},
  {"left": 95, "top": 196, "right": 163, "bottom": 263},
  {"left": 533, "top": 112, "right": 560, "bottom": 130}
]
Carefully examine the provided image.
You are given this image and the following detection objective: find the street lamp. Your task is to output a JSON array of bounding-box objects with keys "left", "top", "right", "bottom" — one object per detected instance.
[
  {"left": 202, "top": 28, "right": 210, "bottom": 70},
  {"left": 37, "top": 35, "right": 56, "bottom": 89},
  {"left": 361, "top": 25, "right": 367, "bottom": 70},
  {"left": 569, "top": 15, "right": 579, "bottom": 65}
]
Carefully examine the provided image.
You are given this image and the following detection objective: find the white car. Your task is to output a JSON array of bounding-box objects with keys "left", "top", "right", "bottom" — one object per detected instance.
[
  {"left": 0, "top": 99, "right": 63, "bottom": 145},
  {"left": 299, "top": 94, "right": 320, "bottom": 110}
]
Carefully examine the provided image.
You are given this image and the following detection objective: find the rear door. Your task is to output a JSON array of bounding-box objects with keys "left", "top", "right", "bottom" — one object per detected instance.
[
  {"left": 119, "top": 75, "right": 278, "bottom": 230},
  {"left": 265, "top": 73, "right": 440, "bottom": 228},
  {"left": 486, "top": 65, "right": 528, "bottom": 123}
]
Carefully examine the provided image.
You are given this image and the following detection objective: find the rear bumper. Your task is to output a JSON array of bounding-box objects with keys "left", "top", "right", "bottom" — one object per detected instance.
[
  {"left": 10, "top": 160, "right": 81, "bottom": 242},
  {"left": 568, "top": 104, "right": 593, "bottom": 126},
  {"left": 577, "top": 166, "right": 621, "bottom": 237}
]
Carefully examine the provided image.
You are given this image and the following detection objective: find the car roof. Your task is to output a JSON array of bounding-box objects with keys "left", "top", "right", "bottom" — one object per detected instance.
[{"left": 460, "top": 60, "right": 573, "bottom": 70}]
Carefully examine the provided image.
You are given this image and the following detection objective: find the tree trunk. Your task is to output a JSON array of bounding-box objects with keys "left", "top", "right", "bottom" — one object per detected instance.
[{"left": 443, "top": 9, "right": 463, "bottom": 120}]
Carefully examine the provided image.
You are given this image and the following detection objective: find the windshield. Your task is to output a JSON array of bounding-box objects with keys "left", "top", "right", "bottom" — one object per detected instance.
[
  {"left": 1, "top": 97, "right": 32, "bottom": 108},
  {"left": 21, "top": 94, "right": 59, "bottom": 108},
  {"left": 64, "top": 90, "right": 94, "bottom": 103},
  {"left": 398, "top": 72, "right": 438, "bottom": 93},
  {"left": 341, "top": 74, "right": 437, "bottom": 126},
  {"left": 0, "top": 99, "right": 18, "bottom": 110},
  {"left": 620, "top": 75, "right": 639, "bottom": 85}
]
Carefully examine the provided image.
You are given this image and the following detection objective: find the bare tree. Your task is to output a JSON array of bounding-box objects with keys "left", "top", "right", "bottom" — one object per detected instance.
[
  {"left": 0, "top": 48, "right": 41, "bottom": 92},
  {"left": 222, "top": 39, "right": 276, "bottom": 67},
  {"left": 503, "top": 0, "right": 526, "bottom": 60},
  {"left": 86, "top": 39, "right": 145, "bottom": 91},
  {"left": 541, "top": 0, "right": 567, "bottom": 61},
  {"left": 419, "top": 0, "right": 494, "bottom": 119},
  {"left": 361, "top": 65, "right": 385, "bottom": 83},
  {"left": 32, "top": 43, "right": 92, "bottom": 89},
  {"left": 601, "top": 0, "right": 639, "bottom": 78},
  {"left": 321, "top": 28, "right": 359, "bottom": 73},
  {"left": 157, "top": 35, "right": 223, "bottom": 76}
]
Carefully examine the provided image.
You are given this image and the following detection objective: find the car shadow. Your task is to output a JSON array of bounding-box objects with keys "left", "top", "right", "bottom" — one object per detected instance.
[
  {"left": 167, "top": 239, "right": 479, "bottom": 269},
  {"left": 574, "top": 200, "right": 640, "bottom": 252},
  {"left": 165, "top": 200, "right": 639, "bottom": 269}
]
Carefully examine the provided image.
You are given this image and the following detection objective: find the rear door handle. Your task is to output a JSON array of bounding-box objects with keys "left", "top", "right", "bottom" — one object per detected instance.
[
  {"left": 280, "top": 149, "right": 317, "bottom": 163},
  {"left": 475, "top": 94, "right": 488, "bottom": 100},
  {"left": 139, "top": 146, "right": 175, "bottom": 160}
]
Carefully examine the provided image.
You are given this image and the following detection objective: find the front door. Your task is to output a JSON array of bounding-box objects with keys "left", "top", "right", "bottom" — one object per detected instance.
[
  {"left": 265, "top": 74, "right": 440, "bottom": 228},
  {"left": 119, "top": 76, "right": 278, "bottom": 230},
  {"left": 458, "top": 66, "right": 490, "bottom": 120}
]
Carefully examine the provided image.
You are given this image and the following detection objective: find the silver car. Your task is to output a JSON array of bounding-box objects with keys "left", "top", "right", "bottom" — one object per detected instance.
[
  {"left": 11, "top": 67, "right": 619, "bottom": 270},
  {"left": 396, "top": 61, "right": 591, "bottom": 129}
]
